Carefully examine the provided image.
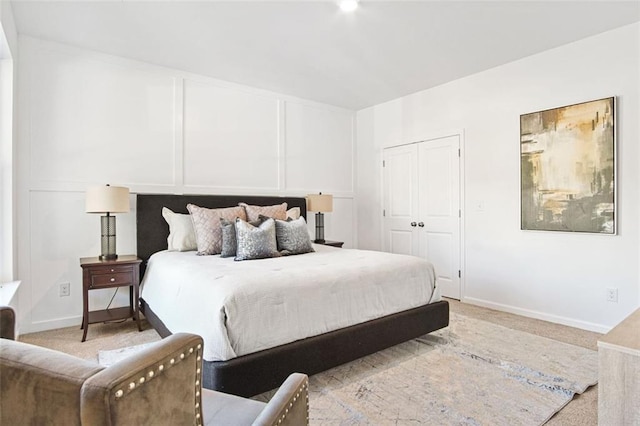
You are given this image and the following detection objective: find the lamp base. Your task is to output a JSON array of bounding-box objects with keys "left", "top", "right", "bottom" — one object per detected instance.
[
  {"left": 99, "top": 254, "right": 118, "bottom": 261},
  {"left": 100, "top": 214, "right": 118, "bottom": 261},
  {"left": 314, "top": 212, "right": 325, "bottom": 244}
]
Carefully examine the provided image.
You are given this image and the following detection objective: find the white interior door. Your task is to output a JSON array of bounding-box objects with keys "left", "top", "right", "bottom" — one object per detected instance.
[
  {"left": 382, "top": 144, "right": 418, "bottom": 256},
  {"left": 383, "top": 135, "right": 461, "bottom": 299},
  {"left": 417, "top": 136, "right": 461, "bottom": 299}
]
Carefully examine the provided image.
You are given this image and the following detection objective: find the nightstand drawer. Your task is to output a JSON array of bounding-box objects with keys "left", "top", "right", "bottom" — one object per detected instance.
[
  {"left": 89, "top": 264, "right": 135, "bottom": 275},
  {"left": 90, "top": 271, "right": 134, "bottom": 288}
]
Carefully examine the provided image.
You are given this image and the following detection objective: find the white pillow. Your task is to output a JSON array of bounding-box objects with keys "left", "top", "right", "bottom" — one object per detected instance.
[
  {"left": 286, "top": 207, "right": 301, "bottom": 220},
  {"left": 162, "top": 207, "right": 197, "bottom": 252}
]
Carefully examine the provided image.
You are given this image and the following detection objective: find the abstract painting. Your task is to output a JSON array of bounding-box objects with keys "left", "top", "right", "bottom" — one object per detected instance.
[{"left": 520, "top": 97, "right": 615, "bottom": 233}]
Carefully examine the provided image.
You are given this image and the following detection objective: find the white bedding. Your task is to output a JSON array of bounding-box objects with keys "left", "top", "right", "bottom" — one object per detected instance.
[{"left": 140, "top": 245, "right": 440, "bottom": 362}]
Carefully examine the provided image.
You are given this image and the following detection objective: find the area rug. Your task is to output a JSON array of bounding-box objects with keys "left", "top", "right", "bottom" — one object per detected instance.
[
  {"left": 98, "top": 313, "right": 598, "bottom": 425},
  {"left": 98, "top": 341, "right": 156, "bottom": 367}
]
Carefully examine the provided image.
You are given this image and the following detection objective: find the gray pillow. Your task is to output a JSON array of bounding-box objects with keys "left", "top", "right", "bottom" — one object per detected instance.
[
  {"left": 275, "top": 217, "right": 314, "bottom": 255},
  {"left": 220, "top": 217, "right": 265, "bottom": 258},
  {"left": 235, "top": 218, "right": 280, "bottom": 261}
]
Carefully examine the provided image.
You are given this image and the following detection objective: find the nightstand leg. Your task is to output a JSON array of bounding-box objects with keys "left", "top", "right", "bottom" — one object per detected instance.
[
  {"left": 81, "top": 315, "right": 88, "bottom": 342},
  {"left": 129, "top": 285, "right": 133, "bottom": 318},
  {"left": 134, "top": 282, "right": 142, "bottom": 332},
  {"left": 82, "top": 278, "right": 89, "bottom": 341}
]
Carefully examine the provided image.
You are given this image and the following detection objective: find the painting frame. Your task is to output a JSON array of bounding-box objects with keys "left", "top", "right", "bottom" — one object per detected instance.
[{"left": 520, "top": 97, "right": 616, "bottom": 234}]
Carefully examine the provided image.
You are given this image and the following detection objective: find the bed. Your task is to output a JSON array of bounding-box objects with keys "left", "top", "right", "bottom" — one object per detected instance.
[{"left": 137, "top": 194, "right": 449, "bottom": 397}]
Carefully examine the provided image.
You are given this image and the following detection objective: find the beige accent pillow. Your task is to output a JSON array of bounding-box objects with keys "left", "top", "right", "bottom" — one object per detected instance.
[
  {"left": 239, "top": 202, "right": 288, "bottom": 222},
  {"left": 286, "top": 207, "right": 301, "bottom": 220},
  {"left": 187, "top": 204, "right": 247, "bottom": 255},
  {"left": 162, "top": 207, "right": 197, "bottom": 252}
]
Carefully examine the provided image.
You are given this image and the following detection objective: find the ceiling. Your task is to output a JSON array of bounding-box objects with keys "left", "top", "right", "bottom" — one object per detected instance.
[{"left": 9, "top": 1, "right": 640, "bottom": 110}]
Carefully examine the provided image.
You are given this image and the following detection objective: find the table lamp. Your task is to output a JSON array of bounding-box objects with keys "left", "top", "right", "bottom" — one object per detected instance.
[
  {"left": 85, "top": 184, "right": 130, "bottom": 260},
  {"left": 306, "top": 193, "right": 333, "bottom": 243}
]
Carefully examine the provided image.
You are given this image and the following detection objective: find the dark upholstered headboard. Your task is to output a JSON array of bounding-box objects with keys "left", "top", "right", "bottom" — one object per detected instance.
[{"left": 136, "top": 194, "right": 307, "bottom": 277}]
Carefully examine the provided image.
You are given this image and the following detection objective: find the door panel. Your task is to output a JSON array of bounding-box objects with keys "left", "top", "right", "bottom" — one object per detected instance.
[
  {"left": 388, "top": 151, "right": 413, "bottom": 217},
  {"left": 390, "top": 230, "right": 413, "bottom": 256},
  {"left": 383, "top": 144, "right": 419, "bottom": 255},
  {"left": 422, "top": 231, "right": 453, "bottom": 283},
  {"left": 422, "top": 145, "right": 453, "bottom": 217}
]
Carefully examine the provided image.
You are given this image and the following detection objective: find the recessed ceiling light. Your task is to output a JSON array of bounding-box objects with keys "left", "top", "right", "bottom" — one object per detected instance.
[{"left": 339, "top": 0, "right": 359, "bottom": 13}]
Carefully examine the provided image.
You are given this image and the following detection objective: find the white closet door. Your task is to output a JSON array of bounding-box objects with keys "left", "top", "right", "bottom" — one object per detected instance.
[
  {"left": 383, "top": 135, "right": 461, "bottom": 299},
  {"left": 417, "top": 135, "right": 461, "bottom": 299}
]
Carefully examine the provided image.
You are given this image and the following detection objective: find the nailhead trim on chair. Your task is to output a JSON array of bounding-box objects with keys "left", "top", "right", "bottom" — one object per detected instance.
[
  {"left": 113, "top": 341, "right": 204, "bottom": 415},
  {"left": 195, "top": 343, "right": 203, "bottom": 426},
  {"left": 276, "top": 378, "right": 309, "bottom": 426}
]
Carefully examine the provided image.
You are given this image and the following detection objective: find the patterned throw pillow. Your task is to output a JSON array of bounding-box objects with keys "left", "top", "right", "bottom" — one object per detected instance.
[
  {"left": 187, "top": 204, "right": 247, "bottom": 255},
  {"left": 235, "top": 218, "right": 280, "bottom": 261},
  {"left": 220, "top": 217, "right": 265, "bottom": 258},
  {"left": 162, "top": 207, "right": 197, "bottom": 251},
  {"left": 239, "top": 202, "right": 288, "bottom": 222},
  {"left": 275, "top": 217, "right": 314, "bottom": 255}
]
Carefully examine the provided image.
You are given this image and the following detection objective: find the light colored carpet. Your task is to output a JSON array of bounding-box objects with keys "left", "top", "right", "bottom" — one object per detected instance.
[
  {"left": 90, "top": 312, "right": 597, "bottom": 425},
  {"left": 19, "top": 300, "right": 601, "bottom": 425},
  {"left": 98, "top": 341, "right": 157, "bottom": 366},
  {"left": 263, "top": 312, "right": 597, "bottom": 425}
]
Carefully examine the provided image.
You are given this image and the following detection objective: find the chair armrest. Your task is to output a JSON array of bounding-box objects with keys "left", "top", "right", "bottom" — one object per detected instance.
[
  {"left": 0, "top": 339, "right": 104, "bottom": 425},
  {"left": 252, "top": 373, "right": 309, "bottom": 426},
  {"left": 81, "top": 333, "right": 205, "bottom": 426},
  {"left": 0, "top": 305, "right": 16, "bottom": 340}
]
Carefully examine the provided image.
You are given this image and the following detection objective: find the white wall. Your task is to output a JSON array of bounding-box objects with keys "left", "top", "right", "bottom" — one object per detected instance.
[
  {"left": 0, "top": 0, "right": 17, "bottom": 55},
  {"left": 17, "top": 37, "right": 355, "bottom": 333},
  {"left": 0, "top": 0, "right": 18, "bottom": 284},
  {"left": 357, "top": 23, "right": 640, "bottom": 332}
]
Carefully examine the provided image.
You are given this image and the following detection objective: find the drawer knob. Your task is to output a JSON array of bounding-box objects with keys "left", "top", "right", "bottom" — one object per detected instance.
[
  {"left": 110, "top": 277, "right": 115, "bottom": 282},
  {"left": 110, "top": 269, "right": 115, "bottom": 272}
]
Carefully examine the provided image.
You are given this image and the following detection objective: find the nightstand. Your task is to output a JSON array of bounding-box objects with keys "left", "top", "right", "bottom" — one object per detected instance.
[
  {"left": 80, "top": 255, "right": 142, "bottom": 342},
  {"left": 315, "top": 240, "right": 344, "bottom": 248}
]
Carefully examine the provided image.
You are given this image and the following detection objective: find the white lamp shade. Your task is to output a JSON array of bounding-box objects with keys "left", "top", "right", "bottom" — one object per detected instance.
[
  {"left": 307, "top": 193, "right": 333, "bottom": 213},
  {"left": 85, "top": 185, "right": 130, "bottom": 213}
]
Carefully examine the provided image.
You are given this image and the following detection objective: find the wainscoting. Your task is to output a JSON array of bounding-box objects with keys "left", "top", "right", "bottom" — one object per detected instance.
[{"left": 17, "top": 37, "right": 356, "bottom": 333}]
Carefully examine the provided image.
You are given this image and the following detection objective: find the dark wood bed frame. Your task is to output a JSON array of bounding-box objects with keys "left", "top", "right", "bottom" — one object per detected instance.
[{"left": 136, "top": 194, "right": 449, "bottom": 397}]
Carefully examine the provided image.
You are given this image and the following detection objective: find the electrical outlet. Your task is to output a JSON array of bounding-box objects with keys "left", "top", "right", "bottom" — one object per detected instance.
[
  {"left": 606, "top": 288, "right": 618, "bottom": 303},
  {"left": 59, "top": 282, "right": 70, "bottom": 297}
]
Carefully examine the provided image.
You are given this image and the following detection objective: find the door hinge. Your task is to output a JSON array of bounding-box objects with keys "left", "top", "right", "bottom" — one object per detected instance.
[
  {"left": 382, "top": 160, "right": 386, "bottom": 167},
  {"left": 458, "top": 148, "right": 461, "bottom": 157},
  {"left": 383, "top": 209, "right": 386, "bottom": 217},
  {"left": 459, "top": 209, "right": 461, "bottom": 218},
  {"left": 458, "top": 270, "right": 461, "bottom": 278}
]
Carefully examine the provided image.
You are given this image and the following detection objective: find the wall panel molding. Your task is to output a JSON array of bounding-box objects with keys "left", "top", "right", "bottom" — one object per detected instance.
[{"left": 16, "top": 37, "right": 356, "bottom": 333}]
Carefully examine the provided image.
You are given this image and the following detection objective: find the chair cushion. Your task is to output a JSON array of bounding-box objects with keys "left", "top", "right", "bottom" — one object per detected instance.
[{"left": 201, "top": 388, "right": 266, "bottom": 426}]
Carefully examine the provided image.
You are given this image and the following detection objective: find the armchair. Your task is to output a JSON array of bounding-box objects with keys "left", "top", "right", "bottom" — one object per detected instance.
[
  {"left": 0, "top": 306, "right": 309, "bottom": 425},
  {"left": 0, "top": 304, "right": 15, "bottom": 340}
]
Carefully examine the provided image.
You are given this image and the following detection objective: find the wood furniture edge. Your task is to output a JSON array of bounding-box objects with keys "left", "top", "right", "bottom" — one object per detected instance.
[{"left": 597, "top": 307, "right": 640, "bottom": 355}]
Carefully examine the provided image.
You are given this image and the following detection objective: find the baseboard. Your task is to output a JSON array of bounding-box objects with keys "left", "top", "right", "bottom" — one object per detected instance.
[
  {"left": 462, "top": 297, "right": 610, "bottom": 334},
  {"left": 20, "top": 315, "right": 82, "bottom": 335}
]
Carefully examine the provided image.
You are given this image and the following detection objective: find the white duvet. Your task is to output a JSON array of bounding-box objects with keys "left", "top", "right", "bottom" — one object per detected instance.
[{"left": 140, "top": 245, "right": 440, "bottom": 362}]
